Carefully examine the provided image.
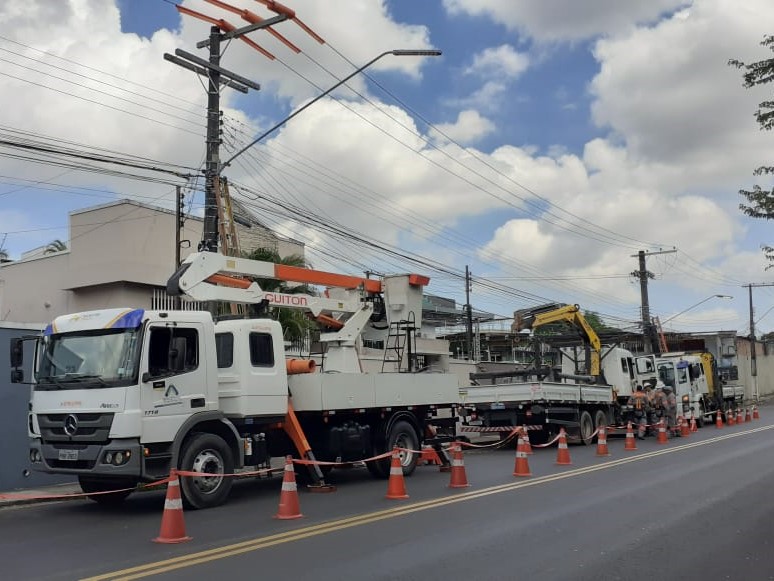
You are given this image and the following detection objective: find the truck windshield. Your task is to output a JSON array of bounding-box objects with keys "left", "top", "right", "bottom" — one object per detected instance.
[
  {"left": 657, "top": 363, "right": 675, "bottom": 388},
  {"left": 36, "top": 328, "right": 140, "bottom": 389}
]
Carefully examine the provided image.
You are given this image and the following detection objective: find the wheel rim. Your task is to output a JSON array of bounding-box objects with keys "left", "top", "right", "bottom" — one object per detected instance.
[
  {"left": 393, "top": 433, "right": 415, "bottom": 467},
  {"left": 191, "top": 449, "right": 224, "bottom": 495}
]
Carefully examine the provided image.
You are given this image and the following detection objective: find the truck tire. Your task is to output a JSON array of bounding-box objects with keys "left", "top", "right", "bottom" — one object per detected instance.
[
  {"left": 697, "top": 402, "right": 705, "bottom": 428},
  {"left": 78, "top": 476, "right": 135, "bottom": 506},
  {"left": 579, "top": 411, "right": 594, "bottom": 445},
  {"left": 178, "top": 433, "right": 234, "bottom": 509},
  {"left": 367, "top": 420, "right": 419, "bottom": 479},
  {"left": 594, "top": 410, "right": 608, "bottom": 430}
]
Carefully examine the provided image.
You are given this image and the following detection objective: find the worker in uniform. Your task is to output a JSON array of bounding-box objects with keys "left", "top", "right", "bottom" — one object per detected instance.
[
  {"left": 644, "top": 383, "right": 657, "bottom": 436},
  {"left": 662, "top": 383, "right": 679, "bottom": 437},
  {"left": 653, "top": 381, "right": 667, "bottom": 434},
  {"left": 627, "top": 385, "right": 649, "bottom": 439}
]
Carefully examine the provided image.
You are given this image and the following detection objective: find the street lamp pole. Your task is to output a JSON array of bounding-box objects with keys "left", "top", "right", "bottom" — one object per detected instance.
[
  {"left": 220, "top": 49, "right": 442, "bottom": 171},
  {"left": 660, "top": 294, "right": 733, "bottom": 326}
]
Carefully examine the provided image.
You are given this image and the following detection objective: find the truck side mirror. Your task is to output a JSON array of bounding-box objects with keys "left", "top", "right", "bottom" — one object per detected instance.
[
  {"left": 10, "top": 368, "right": 23, "bottom": 383},
  {"left": 10, "top": 337, "right": 23, "bottom": 368}
]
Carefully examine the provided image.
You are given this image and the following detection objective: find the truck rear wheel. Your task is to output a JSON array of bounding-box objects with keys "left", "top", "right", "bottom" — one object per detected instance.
[
  {"left": 579, "top": 411, "right": 594, "bottom": 445},
  {"left": 178, "top": 433, "right": 234, "bottom": 509},
  {"left": 367, "top": 420, "right": 419, "bottom": 479},
  {"left": 594, "top": 410, "right": 608, "bottom": 430},
  {"left": 78, "top": 476, "right": 135, "bottom": 506}
]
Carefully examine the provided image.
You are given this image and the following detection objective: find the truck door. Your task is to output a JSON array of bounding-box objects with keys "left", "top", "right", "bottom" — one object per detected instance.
[{"left": 140, "top": 322, "right": 208, "bottom": 442}]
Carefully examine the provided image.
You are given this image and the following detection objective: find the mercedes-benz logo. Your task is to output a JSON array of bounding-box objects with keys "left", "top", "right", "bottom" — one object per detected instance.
[{"left": 63, "top": 414, "right": 78, "bottom": 437}]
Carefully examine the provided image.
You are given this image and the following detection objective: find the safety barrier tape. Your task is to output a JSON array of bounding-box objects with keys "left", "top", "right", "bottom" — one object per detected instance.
[
  {"left": 292, "top": 450, "right": 394, "bottom": 467},
  {"left": 177, "top": 466, "right": 278, "bottom": 478},
  {"left": 460, "top": 425, "right": 544, "bottom": 432},
  {"left": 0, "top": 477, "right": 170, "bottom": 502}
]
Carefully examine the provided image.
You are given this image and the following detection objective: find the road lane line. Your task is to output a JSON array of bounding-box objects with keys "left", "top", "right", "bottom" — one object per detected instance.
[{"left": 84, "top": 423, "right": 774, "bottom": 581}]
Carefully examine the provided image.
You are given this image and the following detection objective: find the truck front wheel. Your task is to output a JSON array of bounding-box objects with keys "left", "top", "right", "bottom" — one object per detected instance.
[
  {"left": 78, "top": 476, "right": 135, "bottom": 506},
  {"left": 178, "top": 433, "right": 234, "bottom": 509},
  {"left": 367, "top": 420, "right": 419, "bottom": 479}
]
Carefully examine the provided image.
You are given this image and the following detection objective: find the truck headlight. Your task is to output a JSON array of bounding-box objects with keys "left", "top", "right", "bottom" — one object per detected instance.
[{"left": 682, "top": 395, "right": 689, "bottom": 403}]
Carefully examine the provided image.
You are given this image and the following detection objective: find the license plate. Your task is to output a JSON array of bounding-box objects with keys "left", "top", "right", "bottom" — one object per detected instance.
[
  {"left": 490, "top": 402, "right": 505, "bottom": 410},
  {"left": 58, "top": 449, "right": 79, "bottom": 461}
]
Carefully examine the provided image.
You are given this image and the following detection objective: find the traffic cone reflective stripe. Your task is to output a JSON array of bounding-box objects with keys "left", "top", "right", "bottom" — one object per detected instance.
[
  {"left": 745, "top": 408, "right": 752, "bottom": 423},
  {"left": 153, "top": 470, "right": 192, "bottom": 544},
  {"left": 715, "top": 409, "right": 724, "bottom": 429},
  {"left": 513, "top": 432, "right": 532, "bottom": 477},
  {"left": 596, "top": 426, "right": 610, "bottom": 457},
  {"left": 385, "top": 447, "right": 409, "bottom": 499},
  {"left": 448, "top": 444, "right": 470, "bottom": 489},
  {"left": 624, "top": 422, "right": 637, "bottom": 451},
  {"left": 556, "top": 428, "right": 572, "bottom": 465},
  {"left": 727, "top": 409, "right": 735, "bottom": 426},
  {"left": 753, "top": 405, "right": 760, "bottom": 420},
  {"left": 274, "top": 456, "right": 303, "bottom": 519},
  {"left": 657, "top": 419, "right": 669, "bottom": 444},
  {"left": 522, "top": 426, "right": 533, "bottom": 455}
]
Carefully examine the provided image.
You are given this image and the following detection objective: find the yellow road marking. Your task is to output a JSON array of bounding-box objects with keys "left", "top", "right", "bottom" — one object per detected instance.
[{"left": 84, "top": 423, "right": 774, "bottom": 580}]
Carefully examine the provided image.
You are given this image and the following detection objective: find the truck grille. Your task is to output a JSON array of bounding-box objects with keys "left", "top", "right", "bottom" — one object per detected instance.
[{"left": 39, "top": 413, "right": 114, "bottom": 445}]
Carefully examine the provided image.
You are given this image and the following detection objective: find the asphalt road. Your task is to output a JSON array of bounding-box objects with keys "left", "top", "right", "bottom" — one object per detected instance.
[{"left": 3, "top": 416, "right": 774, "bottom": 581}]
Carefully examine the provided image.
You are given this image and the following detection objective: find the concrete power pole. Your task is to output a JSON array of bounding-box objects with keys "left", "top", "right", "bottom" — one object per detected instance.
[
  {"left": 465, "top": 265, "right": 473, "bottom": 360},
  {"left": 631, "top": 249, "right": 676, "bottom": 354},
  {"left": 743, "top": 282, "right": 774, "bottom": 401}
]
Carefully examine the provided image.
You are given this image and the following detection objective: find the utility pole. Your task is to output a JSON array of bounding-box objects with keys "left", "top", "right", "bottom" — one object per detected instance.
[
  {"left": 742, "top": 282, "right": 774, "bottom": 401},
  {"left": 631, "top": 248, "right": 676, "bottom": 354},
  {"left": 465, "top": 265, "right": 473, "bottom": 360},
  {"left": 175, "top": 185, "right": 184, "bottom": 268}
]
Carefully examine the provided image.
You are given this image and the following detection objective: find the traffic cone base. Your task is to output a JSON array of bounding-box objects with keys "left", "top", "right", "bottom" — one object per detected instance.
[
  {"left": 419, "top": 445, "right": 442, "bottom": 466},
  {"left": 556, "top": 429, "right": 572, "bottom": 465},
  {"left": 624, "top": 422, "right": 637, "bottom": 451},
  {"left": 274, "top": 456, "right": 303, "bottom": 519},
  {"left": 745, "top": 408, "right": 752, "bottom": 423},
  {"left": 385, "top": 448, "right": 409, "bottom": 499},
  {"left": 715, "top": 410, "right": 724, "bottom": 429},
  {"left": 448, "top": 444, "right": 470, "bottom": 489},
  {"left": 153, "top": 470, "right": 192, "bottom": 544},
  {"left": 513, "top": 434, "right": 532, "bottom": 477},
  {"left": 596, "top": 427, "right": 610, "bottom": 457}
]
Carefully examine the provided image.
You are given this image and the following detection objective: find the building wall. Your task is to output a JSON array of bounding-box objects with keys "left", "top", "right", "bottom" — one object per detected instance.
[
  {"left": 0, "top": 322, "right": 75, "bottom": 491},
  {"left": 736, "top": 338, "right": 774, "bottom": 400},
  {"left": 0, "top": 252, "right": 71, "bottom": 323}
]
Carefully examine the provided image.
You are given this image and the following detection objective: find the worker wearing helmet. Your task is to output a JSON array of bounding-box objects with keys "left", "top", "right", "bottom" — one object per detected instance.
[
  {"left": 627, "top": 385, "right": 649, "bottom": 439},
  {"left": 661, "top": 383, "right": 679, "bottom": 437}
]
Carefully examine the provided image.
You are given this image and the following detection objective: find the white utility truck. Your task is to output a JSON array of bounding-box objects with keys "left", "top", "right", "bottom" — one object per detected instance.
[
  {"left": 460, "top": 304, "right": 637, "bottom": 444},
  {"left": 9, "top": 252, "right": 460, "bottom": 508}
]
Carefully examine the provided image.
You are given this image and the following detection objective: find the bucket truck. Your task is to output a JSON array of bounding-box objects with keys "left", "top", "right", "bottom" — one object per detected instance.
[{"left": 9, "top": 252, "right": 459, "bottom": 509}]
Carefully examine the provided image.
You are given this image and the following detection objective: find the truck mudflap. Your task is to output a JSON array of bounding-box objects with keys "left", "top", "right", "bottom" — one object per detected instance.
[{"left": 283, "top": 399, "right": 335, "bottom": 492}]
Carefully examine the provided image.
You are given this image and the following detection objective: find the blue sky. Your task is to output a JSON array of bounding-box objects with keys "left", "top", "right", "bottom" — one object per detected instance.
[{"left": 2, "top": 0, "right": 774, "bottom": 335}]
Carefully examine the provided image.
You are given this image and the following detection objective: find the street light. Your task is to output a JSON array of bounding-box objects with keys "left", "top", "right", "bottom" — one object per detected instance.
[
  {"left": 221, "top": 48, "right": 442, "bottom": 170},
  {"left": 661, "top": 294, "right": 733, "bottom": 326}
]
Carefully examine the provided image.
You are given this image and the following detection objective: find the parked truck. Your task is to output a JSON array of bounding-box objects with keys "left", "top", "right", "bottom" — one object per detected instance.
[
  {"left": 460, "top": 303, "right": 636, "bottom": 444},
  {"left": 9, "top": 252, "right": 461, "bottom": 508}
]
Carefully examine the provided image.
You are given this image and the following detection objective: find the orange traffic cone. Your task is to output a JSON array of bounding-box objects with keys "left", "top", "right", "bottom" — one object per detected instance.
[
  {"left": 385, "top": 447, "right": 409, "bottom": 500},
  {"left": 513, "top": 431, "right": 532, "bottom": 477},
  {"left": 680, "top": 416, "right": 690, "bottom": 438},
  {"left": 555, "top": 428, "right": 572, "bottom": 465},
  {"left": 153, "top": 470, "right": 192, "bottom": 544},
  {"left": 728, "top": 409, "right": 736, "bottom": 426},
  {"left": 753, "top": 405, "right": 760, "bottom": 420},
  {"left": 522, "top": 426, "right": 533, "bottom": 455},
  {"left": 624, "top": 422, "right": 637, "bottom": 451},
  {"left": 745, "top": 407, "right": 752, "bottom": 423},
  {"left": 657, "top": 419, "right": 669, "bottom": 444},
  {"left": 596, "top": 426, "right": 610, "bottom": 457},
  {"left": 418, "top": 445, "right": 442, "bottom": 467},
  {"left": 715, "top": 410, "right": 724, "bottom": 429},
  {"left": 448, "top": 444, "right": 470, "bottom": 489},
  {"left": 274, "top": 456, "right": 303, "bottom": 519},
  {"left": 689, "top": 412, "right": 698, "bottom": 433}
]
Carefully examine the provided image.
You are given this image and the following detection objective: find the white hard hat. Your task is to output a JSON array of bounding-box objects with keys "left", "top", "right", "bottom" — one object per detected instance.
[{"left": 656, "top": 380, "right": 666, "bottom": 389}]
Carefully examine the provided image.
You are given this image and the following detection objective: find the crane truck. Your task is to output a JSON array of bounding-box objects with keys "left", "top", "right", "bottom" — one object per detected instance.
[
  {"left": 9, "top": 252, "right": 460, "bottom": 509},
  {"left": 460, "top": 303, "right": 637, "bottom": 444}
]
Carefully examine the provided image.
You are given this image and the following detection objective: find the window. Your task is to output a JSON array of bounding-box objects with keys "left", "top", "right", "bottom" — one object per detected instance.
[
  {"left": 147, "top": 327, "right": 198, "bottom": 377},
  {"left": 249, "top": 332, "right": 274, "bottom": 367},
  {"left": 636, "top": 357, "right": 655, "bottom": 374},
  {"left": 215, "top": 333, "right": 234, "bottom": 368},
  {"left": 620, "top": 358, "right": 629, "bottom": 373}
]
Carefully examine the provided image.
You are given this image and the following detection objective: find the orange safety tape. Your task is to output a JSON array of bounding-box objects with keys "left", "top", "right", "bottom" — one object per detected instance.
[
  {"left": 0, "top": 477, "right": 170, "bottom": 502},
  {"left": 292, "top": 450, "right": 394, "bottom": 466},
  {"left": 176, "top": 466, "right": 278, "bottom": 478}
]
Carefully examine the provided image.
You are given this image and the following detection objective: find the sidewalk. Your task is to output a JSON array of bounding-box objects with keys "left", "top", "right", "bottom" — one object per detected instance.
[{"left": 0, "top": 481, "right": 84, "bottom": 508}]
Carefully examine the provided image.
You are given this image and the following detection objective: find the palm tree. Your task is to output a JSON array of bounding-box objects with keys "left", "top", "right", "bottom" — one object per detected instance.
[
  {"left": 241, "top": 248, "right": 318, "bottom": 343},
  {"left": 44, "top": 239, "right": 67, "bottom": 254}
]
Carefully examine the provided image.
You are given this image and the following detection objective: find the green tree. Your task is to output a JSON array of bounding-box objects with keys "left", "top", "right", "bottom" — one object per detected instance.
[
  {"left": 730, "top": 35, "right": 774, "bottom": 265},
  {"left": 241, "top": 248, "right": 319, "bottom": 342},
  {"left": 582, "top": 310, "right": 609, "bottom": 333},
  {"left": 44, "top": 239, "right": 67, "bottom": 254}
]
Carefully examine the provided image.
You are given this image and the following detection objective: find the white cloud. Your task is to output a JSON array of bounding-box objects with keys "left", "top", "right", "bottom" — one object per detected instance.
[
  {"left": 443, "top": 80, "right": 509, "bottom": 112},
  {"left": 443, "top": 0, "right": 687, "bottom": 42},
  {"left": 464, "top": 44, "right": 529, "bottom": 79},
  {"left": 429, "top": 110, "right": 495, "bottom": 144}
]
